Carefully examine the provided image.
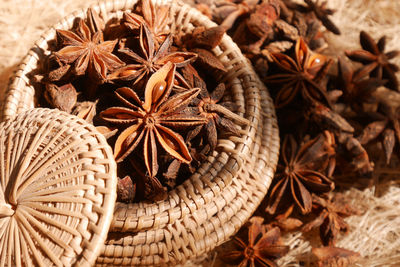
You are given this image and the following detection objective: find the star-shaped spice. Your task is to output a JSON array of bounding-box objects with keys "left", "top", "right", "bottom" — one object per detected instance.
[
  {"left": 108, "top": 24, "right": 197, "bottom": 85},
  {"left": 100, "top": 62, "right": 206, "bottom": 177},
  {"left": 123, "top": 0, "right": 170, "bottom": 44},
  {"left": 266, "top": 132, "right": 335, "bottom": 215},
  {"left": 221, "top": 216, "right": 289, "bottom": 267},
  {"left": 186, "top": 75, "right": 248, "bottom": 150},
  {"left": 303, "top": 0, "right": 340, "bottom": 35},
  {"left": 267, "top": 38, "right": 332, "bottom": 108},
  {"left": 345, "top": 31, "right": 399, "bottom": 91},
  {"left": 55, "top": 19, "right": 125, "bottom": 82},
  {"left": 337, "top": 57, "right": 386, "bottom": 111},
  {"left": 302, "top": 194, "right": 354, "bottom": 246}
]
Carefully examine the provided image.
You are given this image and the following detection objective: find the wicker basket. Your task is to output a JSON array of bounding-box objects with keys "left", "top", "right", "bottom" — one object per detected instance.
[
  {"left": 0, "top": 108, "right": 117, "bottom": 267},
  {"left": 2, "top": 0, "right": 279, "bottom": 265}
]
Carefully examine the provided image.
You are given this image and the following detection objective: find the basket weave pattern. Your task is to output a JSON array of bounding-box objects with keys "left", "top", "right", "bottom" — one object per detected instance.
[
  {"left": 2, "top": 0, "right": 279, "bottom": 265},
  {"left": 0, "top": 108, "right": 117, "bottom": 266}
]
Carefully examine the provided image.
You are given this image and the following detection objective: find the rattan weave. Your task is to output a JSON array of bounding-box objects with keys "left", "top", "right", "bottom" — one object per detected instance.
[
  {"left": 0, "top": 108, "right": 117, "bottom": 267},
  {"left": 2, "top": 0, "right": 279, "bottom": 265}
]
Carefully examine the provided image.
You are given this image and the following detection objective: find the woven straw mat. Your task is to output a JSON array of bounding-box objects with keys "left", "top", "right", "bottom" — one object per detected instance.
[
  {"left": 0, "top": 108, "right": 117, "bottom": 267},
  {"left": 1, "top": 0, "right": 279, "bottom": 265}
]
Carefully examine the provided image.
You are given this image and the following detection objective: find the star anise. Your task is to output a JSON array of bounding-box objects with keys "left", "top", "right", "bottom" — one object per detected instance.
[
  {"left": 266, "top": 132, "right": 335, "bottom": 215},
  {"left": 302, "top": 194, "right": 354, "bottom": 246},
  {"left": 221, "top": 216, "right": 289, "bottom": 267},
  {"left": 337, "top": 57, "right": 386, "bottom": 111},
  {"left": 55, "top": 18, "right": 125, "bottom": 83},
  {"left": 266, "top": 38, "right": 332, "bottom": 108},
  {"left": 108, "top": 24, "right": 197, "bottom": 85},
  {"left": 187, "top": 75, "right": 248, "bottom": 149},
  {"left": 100, "top": 62, "right": 206, "bottom": 177},
  {"left": 213, "top": 0, "right": 259, "bottom": 30},
  {"left": 303, "top": 0, "right": 340, "bottom": 35},
  {"left": 345, "top": 31, "right": 399, "bottom": 91},
  {"left": 123, "top": 0, "right": 170, "bottom": 44}
]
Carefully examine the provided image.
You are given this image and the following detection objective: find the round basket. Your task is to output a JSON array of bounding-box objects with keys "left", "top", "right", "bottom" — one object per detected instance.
[
  {"left": 2, "top": 0, "right": 279, "bottom": 265},
  {"left": 0, "top": 108, "right": 117, "bottom": 267}
]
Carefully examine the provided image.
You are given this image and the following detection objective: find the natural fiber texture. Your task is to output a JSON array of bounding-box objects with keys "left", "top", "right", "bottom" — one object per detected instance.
[
  {"left": 1, "top": 0, "right": 400, "bottom": 266},
  {"left": 0, "top": 108, "right": 117, "bottom": 266},
  {"left": 1, "top": 0, "right": 279, "bottom": 265}
]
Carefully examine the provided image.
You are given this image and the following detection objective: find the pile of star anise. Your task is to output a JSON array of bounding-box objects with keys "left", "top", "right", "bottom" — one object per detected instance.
[
  {"left": 188, "top": 0, "right": 400, "bottom": 266},
  {"left": 33, "top": 0, "right": 248, "bottom": 202}
]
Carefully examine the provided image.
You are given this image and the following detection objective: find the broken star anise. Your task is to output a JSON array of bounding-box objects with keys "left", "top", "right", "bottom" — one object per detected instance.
[
  {"left": 222, "top": 216, "right": 289, "bottom": 267},
  {"left": 302, "top": 194, "right": 354, "bottom": 246},
  {"left": 55, "top": 18, "right": 125, "bottom": 83},
  {"left": 266, "top": 38, "right": 332, "bottom": 108},
  {"left": 345, "top": 31, "right": 399, "bottom": 91},
  {"left": 266, "top": 131, "right": 335, "bottom": 215},
  {"left": 312, "top": 246, "right": 360, "bottom": 267},
  {"left": 187, "top": 75, "right": 248, "bottom": 150},
  {"left": 108, "top": 24, "right": 197, "bottom": 85},
  {"left": 100, "top": 62, "right": 206, "bottom": 177}
]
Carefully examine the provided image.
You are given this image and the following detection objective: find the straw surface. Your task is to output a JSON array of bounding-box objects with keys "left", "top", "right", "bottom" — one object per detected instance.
[{"left": 0, "top": 108, "right": 117, "bottom": 267}]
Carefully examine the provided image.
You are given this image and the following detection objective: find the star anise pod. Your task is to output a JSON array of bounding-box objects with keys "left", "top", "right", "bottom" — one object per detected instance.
[
  {"left": 337, "top": 57, "right": 386, "bottom": 111},
  {"left": 345, "top": 31, "right": 400, "bottom": 91},
  {"left": 303, "top": 0, "right": 340, "bottom": 35},
  {"left": 312, "top": 247, "right": 360, "bottom": 267},
  {"left": 266, "top": 132, "right": 335, "bottom": 215},
  {"left": 266, "top": 38, "right": 333, "bottom": 108},
  {"left": 108, "top": 24, "right": 197, "bottom": 85},
  {"left": 302, "top": 194, "right": 354, "bottom": 246},
  {"left": 117, "top": 175, "right": 136, "bottom": 202},
  {"left": 100, "top": 62, "right": 206, "bottom": 177},
  {"left": 213, "top": 0, "right": 259, "bottom": 30},
  {"left": 187, "top": 75, "right": 248, "bottom": 149},
  {"left": 357, "top": 107, "right": 400, "bottom": 164},
  {"left": 221, "top": 216, "right": 289, "bottom": 267},
  {"left": 43, "top": 83, "right": 77, "bottom": 113},
  {"left": 55, "top": 18, "right": 125, "bottom": 83},
  {"left": 123, "top": 0, "right": 169, "bottom": 44}
]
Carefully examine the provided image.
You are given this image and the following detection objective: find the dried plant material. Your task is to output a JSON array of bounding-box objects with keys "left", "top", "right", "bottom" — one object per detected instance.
[
  {"left": 117, "top": 175, "right": 136, "bottom": 202},
  {"left": 190, "top": 48, "right": 226, "bottom": 72},
  {"left": 109, "top": 24, "right": 197, "bottom": 84},
  {"left": 312, "top": 246, "right": 360, "bottom": 267},
  {"left": 261, "top": 40, "right": 293, "bottom": 61},
  {"left": 123, "top": 0, "right": 170, "bottom": 44},
  {"left": 267, "top": 38, "right": 332, "bottom": 108},
  {"left": 184, "top": 26, "right": 226, "bottom": 50},
  {"left": 345, "top": 31, "right": 400, "bottom": 91},
  {"left": 188, "top": 76, "right": 248, "bottom": 149},
  {"left": 72, "top": 100, "right": 97, "bottom": 123},
  {"left": 214, "top": 0, "right": 258, "bottom": 30},
  {"left": 308, "top": 104, "right": 354, "bottom": 134},
  {"left": 266, "top": 132, "right": 335, "bottom": 215},
  {"left": 337, "top": 57, "right": 386, "bottom": 111},
  {"left": 55, "top": 19, "right": 125, "bottom": 83},
  {"left": 304, "top": 0, "right": 341, "bottom": 35},
  {"left": 44, "top": 83, "right": 77, "bottom": 113},
  {"left": 302, "top": 194, "right": 354, "bottom": 246},
  {"left": 221, "top": 217, "right": 289, "bottom": 267},
  {"left": 101, "top": 62, "right": 206, "bottom": 177},
  {"left": 87, "top": 8, "right": 105, "bottom": 34}
]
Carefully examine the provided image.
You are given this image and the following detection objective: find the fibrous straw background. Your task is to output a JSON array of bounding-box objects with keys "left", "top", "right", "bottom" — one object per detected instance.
[{"left": 0, "top": 0, "right": 399, "bottom": 266}]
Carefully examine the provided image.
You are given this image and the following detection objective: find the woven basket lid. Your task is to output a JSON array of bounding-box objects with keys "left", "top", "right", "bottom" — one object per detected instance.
[{"left": 0, "top": 108, "right": 117, "bottom": 267}]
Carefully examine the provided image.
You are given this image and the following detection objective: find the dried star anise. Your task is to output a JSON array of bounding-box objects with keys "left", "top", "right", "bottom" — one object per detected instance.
[
  {"left": 303, "top": 0, "right": 340, "bottom": 35},
  {"left": 266, "top": 132, "right": 335, "bottom": 215},
  {"left": 187, "top": 75, "right": 248, "bottom": 149},
  {"left": 221, "top": 216, "right": 289, "bottom": 267},
  {"left": 266, "top": 38, "right": 332, "bottom": 108},
  {"left": 100, "top": 62, "right": 206, "bottom": 177},
  {"left": 123, "top": 0, "right": 170, "bottom": 44},
  {"left": 337, "top": 57, "right": 386, "bottom": 111},
  {"left": 302, "top": 194, "right": 354, "bottom": 246},
  {"left": 55, "top": 18, "right": 125, "bottom": 84},
  {"left": 312, "top": 247, "right": 360, "bottom": 267},
  {"left": 108, "top": 24, "right": 197, "bottom": 85},
  {"left": 345, "top": 31, "right": 399, "bottom": 91},
  {"left": 44, "top": 83, "right": 77, "bottom": 113}
]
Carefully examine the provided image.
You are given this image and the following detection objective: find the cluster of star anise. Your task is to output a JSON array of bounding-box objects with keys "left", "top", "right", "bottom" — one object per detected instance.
[
  {"left": 189, "top": 0, "right": 399, "bottom": 266},
  {"left": 34, "top": 0, "right": 248, "bottom": 202}
]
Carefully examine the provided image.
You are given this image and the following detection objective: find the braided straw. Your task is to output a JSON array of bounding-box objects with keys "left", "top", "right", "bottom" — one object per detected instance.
[
  {"left": 2, "top": 0, "right": 279, "bottom": 265},
  {"left": 0, "top": 108, "right": 117, "bottom": 267}
]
